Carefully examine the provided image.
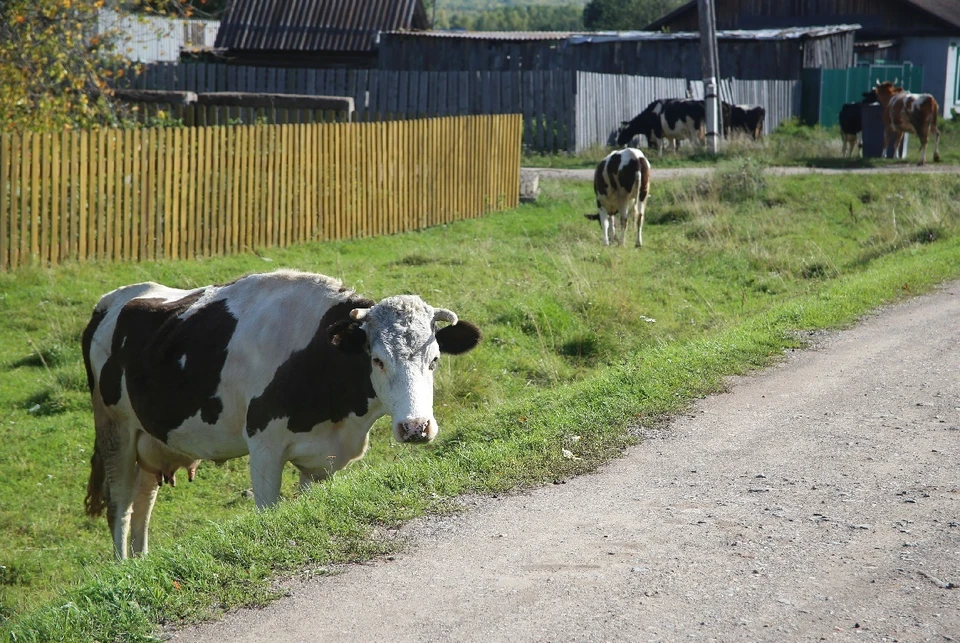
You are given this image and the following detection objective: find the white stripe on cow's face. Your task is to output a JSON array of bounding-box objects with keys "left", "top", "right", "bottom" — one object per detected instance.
[{"left": 357, "top": 295, "right": 442, "bottom": 444}]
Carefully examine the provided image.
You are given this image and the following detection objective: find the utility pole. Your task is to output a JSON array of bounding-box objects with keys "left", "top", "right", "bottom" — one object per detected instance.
[{"left": 698, "top": 0, "right": 720, "bottom": 153}]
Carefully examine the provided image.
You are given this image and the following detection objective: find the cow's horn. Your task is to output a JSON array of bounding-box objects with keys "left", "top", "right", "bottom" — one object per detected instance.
[
  {"left": 433, "top": 308, "right": 458, "bottom": 325},
  {"left": 350, "top": 308, "right": 370, "bottom": 321}
]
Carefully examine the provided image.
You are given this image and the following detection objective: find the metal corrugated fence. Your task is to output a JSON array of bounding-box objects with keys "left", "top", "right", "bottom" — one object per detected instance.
[
  {"left": 574, "top": 73, "right": 689, "bottom": 153},
  {"left": 0, "top": 115, "right": 521, "bottom": 271}
]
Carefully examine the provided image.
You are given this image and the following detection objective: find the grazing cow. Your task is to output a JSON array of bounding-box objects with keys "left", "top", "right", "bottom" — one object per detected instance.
[
  {"left": 617, "top": 99, "right": 705, "bottom": 154},
  {"left": 584, "top": 147, "right": 651, "bottom": 247},
  {"left": 838, "top": 90, "right": 879, "bottom": 157},
  {"left": 82, "top": 270, "right": 482, "bottom": 559},
  {"left": 874, "top": 80, "right": 941, "bottom": 165},
  {"left": 721, "top": 102, "right": 766, "bottom": 140}
]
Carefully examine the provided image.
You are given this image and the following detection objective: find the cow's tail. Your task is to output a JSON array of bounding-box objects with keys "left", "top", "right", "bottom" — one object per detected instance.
[
  {"left": 85, "top": 441, "right": 108, "bottom": 518},
  {"left": 637, "top": 156, "right": 652, "bottom": 202}
]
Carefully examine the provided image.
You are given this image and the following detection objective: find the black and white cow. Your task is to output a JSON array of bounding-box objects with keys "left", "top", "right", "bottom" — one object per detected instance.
[
  {"left": 82, "top": 269, "right": 481, "bottom": 559},
  {"left": 838, "top": 90, "right": 879, "bottom": 157},
  {"left": 617, "top": 99, "right": 705, "bottom": 154},
  {"left": 721, "top": 102, "right": 765, "bottom": 140},
  {"left": 584, "top": 147, "right": 651, "bottom": 247}
]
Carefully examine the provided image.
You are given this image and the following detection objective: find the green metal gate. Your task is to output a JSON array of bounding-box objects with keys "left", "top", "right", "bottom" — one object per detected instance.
[{"left": 801, "top": 63, "right": 924, "bottom": 128}]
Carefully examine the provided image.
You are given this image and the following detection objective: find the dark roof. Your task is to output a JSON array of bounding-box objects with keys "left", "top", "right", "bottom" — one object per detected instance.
[
  {"left": 645, "top": 0, "right": 960, "bottom": 31},
  {"left": 909, "top": 0, "right": 960, "bottom": 29},
  {"left": 215, "top": 0, "right": 430, "bottom": 52}
]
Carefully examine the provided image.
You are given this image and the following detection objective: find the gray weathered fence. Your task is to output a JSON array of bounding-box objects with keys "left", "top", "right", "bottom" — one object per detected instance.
[
  {"left": 574, "top": 73, "right": 689, "bottom": 153},
  {"left": 125, "top": 64, "right": 575, "bottom": 152},
  {"left": 126, "top": 64, "right": 802, "bottom": 154},
  {"left": 689, "top": 78, "right": 802, "bottom": 137}
]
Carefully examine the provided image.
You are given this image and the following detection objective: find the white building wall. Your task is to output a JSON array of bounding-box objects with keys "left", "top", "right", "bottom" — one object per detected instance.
[
  {"left": 945, "top": 40, "right": 960, "bottom": 119},
  {"left": 900, "top": 36, "right": 955, "bottom": 118},
  {"left": 98, "top": 9, "right": 220, "bottom": 63}
]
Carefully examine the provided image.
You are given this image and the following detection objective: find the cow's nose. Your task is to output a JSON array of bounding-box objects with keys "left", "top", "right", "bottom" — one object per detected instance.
[{"left": 397, "top": 418, "right": 433, "bottom": 443}]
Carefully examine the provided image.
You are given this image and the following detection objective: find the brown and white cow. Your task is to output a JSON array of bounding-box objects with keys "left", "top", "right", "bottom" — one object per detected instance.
[
  {"left": 584, "top": 147, "right": 651, "bottom": 247},
  {"left": 874, "top": 80, "right": 941, "bottom": 165},
  {"left": 82, "top": 269, "right": 481, "bottom": 559}
]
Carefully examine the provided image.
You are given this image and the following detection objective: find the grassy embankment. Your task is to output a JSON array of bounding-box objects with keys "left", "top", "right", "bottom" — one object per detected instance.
[
  {"left": 2, "top": 167, "right": 960, "bottom": 641},
  {"left": 524, "top": 117, "right": 960, "bottom": 169}
]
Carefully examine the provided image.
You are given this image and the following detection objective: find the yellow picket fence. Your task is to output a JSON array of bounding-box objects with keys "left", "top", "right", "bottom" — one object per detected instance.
[{"left": 0, "top": 114, "right": 522, "bottom": 271}]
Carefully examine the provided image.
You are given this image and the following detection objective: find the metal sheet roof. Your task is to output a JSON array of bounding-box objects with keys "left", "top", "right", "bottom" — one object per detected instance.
[
  {"left": 646, "top": 0, "right": 960, "bottom": 32},
  {"left": 382, "top": 30, "right": 580, "bottom": 41},
  {"left": 568, "top": 25, "right": 861, "bottom": 45},
  {"left": 215, "top": 0, "right": 429, "bottom": 51}
]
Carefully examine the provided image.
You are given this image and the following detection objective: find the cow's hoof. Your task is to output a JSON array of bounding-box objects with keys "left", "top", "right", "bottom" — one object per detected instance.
[{"left": 934, "top": 154, "right": 941, "bottom": 162}]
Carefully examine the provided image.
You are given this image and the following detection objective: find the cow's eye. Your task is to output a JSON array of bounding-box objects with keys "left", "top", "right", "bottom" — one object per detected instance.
[
  {"left": 372, "top": 357, "right": 385, "bottom": 370},
  {"left": 429, "top": 357, "right": 439, "bottom": 371}
]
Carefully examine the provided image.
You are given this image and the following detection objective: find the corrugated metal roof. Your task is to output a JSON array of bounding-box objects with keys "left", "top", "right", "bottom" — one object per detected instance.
[
  {"left": 567, "top": 25, "right": 860, "bottom": 45},
  {"left": 216, "top": 0, "right": 428, "bottom": 51},
  {"left": 647, "top": 0, "right": 960, "bottom": 32},
  {"left": 382, "top": 30, "right": 580, "bottom": 41}
]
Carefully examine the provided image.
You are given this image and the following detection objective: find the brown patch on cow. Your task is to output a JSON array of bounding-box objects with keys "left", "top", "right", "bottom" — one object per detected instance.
[
  {"left": 246, "top": 297, "right": 376, "bottom": 437},
  {"left": 99, "top": 290, "right": 238, "bottom": 442}
]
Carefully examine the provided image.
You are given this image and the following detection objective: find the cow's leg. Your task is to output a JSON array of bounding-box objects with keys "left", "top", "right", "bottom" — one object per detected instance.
[
  {"left": 932, "top": 123, "right": 941, "bottom": 163},
  {"left": 634, "top": 198, "right": 646, "bottom": 248},
  {"left": 100, "top": 434, "right": 138, "bottom": 560},
  {"left": 90, "top": 400, "right": 140, "bottom": 561},
  {"left": 129, "top": 468, "right": 159, "bottom": 556},
  {"left": 617, "top": 208, "right": 629, "bottom": 246},
  {"left": 882, "top": 128, "right": 893, "bottom": 158},
  {"left": 599, "top": 210, "right": 613, "bottom": 246},
  {"left": 918, "top": 134, "right": 928, "bottom": 166},
  {"left": 248, "top": 442, "right": 286, "bottom": 509}
]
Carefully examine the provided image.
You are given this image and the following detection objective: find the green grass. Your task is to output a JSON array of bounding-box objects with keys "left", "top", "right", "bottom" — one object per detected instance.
[
  {"left": 3, "top": 170, "right": 960, "bottom": 641},
  {"left": 522, "top": 115, "right": 960, "bottom": 169}
]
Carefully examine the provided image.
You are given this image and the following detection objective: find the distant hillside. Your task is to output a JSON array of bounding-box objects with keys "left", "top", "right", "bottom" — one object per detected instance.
[{"left": 429, "top": 0, "right": 588, "bottom": 30}]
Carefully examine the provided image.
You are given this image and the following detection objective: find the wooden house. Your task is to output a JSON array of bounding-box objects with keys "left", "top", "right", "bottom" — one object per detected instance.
[
  {"left": 378, "top": 26, "right": 856, "bottom": 80},
  {"left": 214, "top": 0, "right": 430, "bottom": 68},
  {"left": 646, "top": 0, "right": 960, "bottom": 117}
]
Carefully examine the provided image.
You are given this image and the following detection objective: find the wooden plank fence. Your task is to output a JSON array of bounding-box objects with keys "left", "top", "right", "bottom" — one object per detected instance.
[
  {"left": 0, "top": 115, "right": 522, "bottom": 272},
  {"left": 124, "top": 64, "right": 804, "bottom": 154},
  {"left": 125, "top": 64, "right": 575, "bottom": 152}
]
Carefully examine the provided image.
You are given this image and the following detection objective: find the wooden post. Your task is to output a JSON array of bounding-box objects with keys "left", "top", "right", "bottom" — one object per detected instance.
[{"left": 698, "top": 0, "right": 720, "bottom": 153}]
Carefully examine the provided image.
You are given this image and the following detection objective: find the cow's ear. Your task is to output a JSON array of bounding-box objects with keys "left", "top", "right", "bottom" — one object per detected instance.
[
  {"left": 328, "top": 320, "right": 367, "bottom": 354},
  {"left": 436, "top": 320, "right": 481, "bottom": 355}
]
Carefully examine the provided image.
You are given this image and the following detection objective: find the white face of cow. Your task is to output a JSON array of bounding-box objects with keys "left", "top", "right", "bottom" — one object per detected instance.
[{"left": 349, "top": 295, "right": 474, "bottom": 444}]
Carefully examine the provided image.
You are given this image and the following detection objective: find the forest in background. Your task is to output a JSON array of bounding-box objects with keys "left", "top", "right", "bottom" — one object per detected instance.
[
  {"left": 171, "top": 0, "right": 685, "bottom": 33},
  {"left": 425, "top": 0, "right": 685, "bottom": 31}
]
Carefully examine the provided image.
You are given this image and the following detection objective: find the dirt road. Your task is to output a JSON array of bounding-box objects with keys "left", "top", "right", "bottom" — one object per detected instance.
[
  {"left": 529, "top": 163, "right": 960, "bottom": 182},
  {"left": 174, "top": 282, "right": 960, "bottom": 642}
]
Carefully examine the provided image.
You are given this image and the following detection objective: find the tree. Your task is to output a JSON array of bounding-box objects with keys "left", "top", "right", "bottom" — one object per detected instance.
[
  {"left": 0, "top": 0, "right": 129, "bottom": 131},
  {"left": 582, "top": 0, "right": 684, "bottom": 31}
]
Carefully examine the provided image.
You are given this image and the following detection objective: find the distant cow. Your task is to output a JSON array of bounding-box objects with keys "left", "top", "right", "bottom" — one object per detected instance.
[
  {"left": 82, "top": 270, "right": 482, "bottom": 559},
  {"left": 838, "top": 90, "right": 879, "bottom": 157},
  {"left": 585, "top": 147, "right": 651, "bottom": 247},
  {"left": 617, "top": 99, "right": 705, "bottom": 154},
  {"left": 721, "top": 102, "right": 765, "bottom": 140},
  {"left": 874, "top": 80, "right": 941, "bottom": 165}
]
